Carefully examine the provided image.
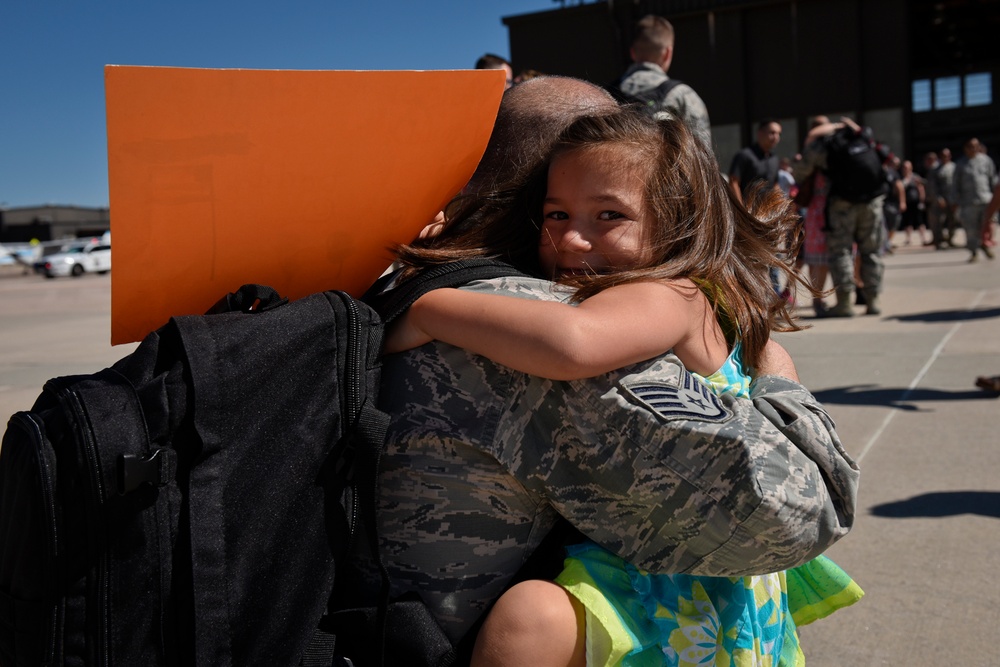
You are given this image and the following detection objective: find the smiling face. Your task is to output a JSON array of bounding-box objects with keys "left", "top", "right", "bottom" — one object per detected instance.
[{"left": 538, "top": 145, "right": 653, "bottom": 279}]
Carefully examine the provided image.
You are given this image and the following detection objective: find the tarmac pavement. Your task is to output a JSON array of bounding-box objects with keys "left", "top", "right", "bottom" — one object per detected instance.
[{"left": 1, "top": 243, "right": 998, "bottom": 665}]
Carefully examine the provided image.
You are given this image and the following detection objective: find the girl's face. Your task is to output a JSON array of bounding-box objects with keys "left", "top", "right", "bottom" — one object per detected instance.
[{"left": 539, "top": 145, "right": 651, "bottom": 279}]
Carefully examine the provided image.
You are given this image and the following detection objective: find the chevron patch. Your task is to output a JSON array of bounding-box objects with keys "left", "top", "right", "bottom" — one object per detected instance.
[{"left": 620, "top": 371, "right": 734, "bottom": 424}]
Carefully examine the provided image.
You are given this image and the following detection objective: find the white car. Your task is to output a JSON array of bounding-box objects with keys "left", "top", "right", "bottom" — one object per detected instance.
[{"left": 41, "top": 242, "right": 112, "bottom": 278}]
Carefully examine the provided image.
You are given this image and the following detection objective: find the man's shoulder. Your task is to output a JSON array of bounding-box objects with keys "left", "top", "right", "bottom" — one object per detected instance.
[
  {"left": 621, "top": 61, "right": 667, "bottom": 80},
  {"left": 661, "top": 79, "right": 701, "bottom": 99},
  {"left": 661, "top": 84, "right": 710, "bottom": 134},
  {"left": 618, "top": 62, "right": 669, "bottom": 93},
  {"left": 733, "top": 144, "right": 763, "bottom": 164},
  {"left": 658, "top": 79, "right": 704, "bottom": 108},
  {"left": 974, "top": 154, "right": 997, "bottom": 171}
]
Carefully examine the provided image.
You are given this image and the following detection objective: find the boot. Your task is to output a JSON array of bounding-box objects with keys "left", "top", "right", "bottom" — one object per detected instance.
[
  {"left": 863, "top": 290, "right": 881, "bottom": 316},
  {"left": 827, "top": 289, "right": 855, "bottom": 317}
]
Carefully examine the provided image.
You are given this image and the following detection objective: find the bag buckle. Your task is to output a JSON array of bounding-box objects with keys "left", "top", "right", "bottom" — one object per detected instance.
[{"left": 116, "top": 449, "right": 176, "bottom": 495}]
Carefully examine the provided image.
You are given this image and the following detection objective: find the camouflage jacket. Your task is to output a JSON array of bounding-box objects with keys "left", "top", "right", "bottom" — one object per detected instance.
[
  {"left": 618, "top": 61, "right": 712, "bottom": 148},
  {"left": 954, "top": 153, "right": 998, "bottom": 207},
  {"left": 363, "top": 276, "right": 858, "bottom": 642}
]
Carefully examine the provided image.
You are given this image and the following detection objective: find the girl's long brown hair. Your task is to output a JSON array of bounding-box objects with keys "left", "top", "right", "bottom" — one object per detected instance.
[{"left": 394, "top": 108, "right": 814, "bottom": 370}]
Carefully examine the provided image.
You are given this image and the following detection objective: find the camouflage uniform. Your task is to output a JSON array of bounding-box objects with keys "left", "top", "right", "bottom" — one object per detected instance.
[
  {"left": 794, "top": 139, "right": 886, "bottom": 308},
  {"left": 954, "top": 153, "right": 998, "bottom": 258},
  {"left": 932, "top": 160, "right": 958, "bottom": 245},
  {"left": 618, "top": 62, "right": 712, "bottom": 148},
  {"left": 357, "top": 276, "right": 858, "bottom": 643}
]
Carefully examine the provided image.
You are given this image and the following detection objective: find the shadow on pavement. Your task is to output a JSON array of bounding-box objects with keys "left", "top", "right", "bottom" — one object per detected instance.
[
  {"left": 870, "top": 491, "right": 1000, "bottom": 519},
  {"left": 889, "top": 306, "right": 1000, "bottom": 323},
  {"left": 812, "top": 385, "right": 997, "bottom": 410}
]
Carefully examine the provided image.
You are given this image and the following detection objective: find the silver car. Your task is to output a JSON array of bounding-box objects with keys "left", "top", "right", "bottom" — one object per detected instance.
[{"left": 42, "top": 242, "right": 112, "bottom": 278}]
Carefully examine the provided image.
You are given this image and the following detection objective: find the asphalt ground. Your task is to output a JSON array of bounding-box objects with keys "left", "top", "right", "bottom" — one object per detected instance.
[{"left": 1, "top": 242, "right": 998, "bottom": 665}]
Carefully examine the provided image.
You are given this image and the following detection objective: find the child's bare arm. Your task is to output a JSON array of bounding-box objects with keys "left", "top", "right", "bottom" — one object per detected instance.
[{"left": 386, "top": 281, "right": 711, "bottom": 380}]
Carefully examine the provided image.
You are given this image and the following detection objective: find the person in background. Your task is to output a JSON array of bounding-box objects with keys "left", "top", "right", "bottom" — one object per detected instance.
[
  {"left": 793, "top": 116, "right": 887, "bottom": 317},
  {"left": 778, "top": 156, "right": 796, "bottom": 198},
  {"left": 922, "top": 151, "right": 943, "bottom": 247},
  {"left": 795, "top": 116, "right": 833, "bottom": 317},
  {"left": 930, "top": 147, "right": 959, "bottom": 248},
  {"left": 613, "top": 14, "right": 712, "bottom": 147},
  {"left": 476, "top": 53, "right": 514, "bottom": 90},
  {"left": 728, "top": 119, "right": 782, "bottom": 204},
  {"left": 729, "top": 119, "right": 784, "bottom": 297},
  {"left": 954, "top": 137, "right": 997, "bottom": 262},
  {"left": 514, "top": 68, "right": 544, "bottom": 84},
  {"left": 883, "top": 155, "right": 905, "bottom": 253},
  {"left": 898, "top": 159, "right": 927, "bottom": 246}
]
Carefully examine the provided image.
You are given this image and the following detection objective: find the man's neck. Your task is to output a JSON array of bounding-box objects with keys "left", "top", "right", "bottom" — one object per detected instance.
[{"left": 633, "top": 60, "right": 667, "bottom": 75}]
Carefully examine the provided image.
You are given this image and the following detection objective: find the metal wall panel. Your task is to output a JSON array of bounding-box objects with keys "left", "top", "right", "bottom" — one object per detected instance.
[{"left": 503, "top": 0, "right": 995, "bottom": 163}]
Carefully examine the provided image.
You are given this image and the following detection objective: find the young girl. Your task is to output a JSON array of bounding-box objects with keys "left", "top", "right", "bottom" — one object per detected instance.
[{"left": 388, "top": 109, "right": 862, "bottom": 667}]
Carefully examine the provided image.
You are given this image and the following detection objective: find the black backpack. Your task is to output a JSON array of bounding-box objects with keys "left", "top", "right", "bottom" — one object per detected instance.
[
  {"left": 823, "top": 126, "right": 891, "bottom": 203},
  {"left": 0, "top": 258, "right": 522, "bottom": 667},
  {"left": 606, "top": 78, "right": 684, "bottom": 117}
]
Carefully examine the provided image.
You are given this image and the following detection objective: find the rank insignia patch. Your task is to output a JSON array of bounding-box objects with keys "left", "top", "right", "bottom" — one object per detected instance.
[{"left": 620, "top": 371, "right": 734, "bottom": 424}]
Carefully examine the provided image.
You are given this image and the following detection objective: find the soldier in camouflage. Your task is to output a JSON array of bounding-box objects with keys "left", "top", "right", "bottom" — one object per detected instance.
[
  {"left": 954, "top": 137, "right": 998, "bottom": 262},
  {"left": 368, "top": 276, "right": 857, "bottom": 643},
  {"left": 615, "top": 14, "right": 712, "bottom": 148},
  {"left": 345, "top": 76, "right": 857, "bottom": 650}
]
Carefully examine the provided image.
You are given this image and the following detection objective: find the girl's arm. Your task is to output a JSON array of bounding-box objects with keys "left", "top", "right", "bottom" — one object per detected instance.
[
  {"left": 385, "top": 280, "right": 716, "bottom": 380},
  {"left": 755, "top": 339, "right": 799, "bottom": 382}
]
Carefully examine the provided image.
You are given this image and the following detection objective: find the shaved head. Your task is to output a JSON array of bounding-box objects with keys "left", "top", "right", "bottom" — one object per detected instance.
[
  {"left": 630, "top": 15, "right": 675, "bottom": 63},
  {"left": 466, "top": 76, "right": 618, "bottom": 194}
]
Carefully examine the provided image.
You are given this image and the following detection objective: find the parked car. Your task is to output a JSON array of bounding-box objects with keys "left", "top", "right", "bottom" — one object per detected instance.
[{"left": 41, "top": 242, "right": 112, "bottom": 278}]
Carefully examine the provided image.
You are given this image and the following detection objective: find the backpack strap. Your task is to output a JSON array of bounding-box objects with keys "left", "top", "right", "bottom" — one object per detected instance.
[
  {"left": 654, "top": 77, "right": 684, "bottom": 100},
  {"left": 605, "top": 77, "right": 684, "bottom": 114},
  {"left": 364, "top": 258, "right": 530, "bottom": 323}
]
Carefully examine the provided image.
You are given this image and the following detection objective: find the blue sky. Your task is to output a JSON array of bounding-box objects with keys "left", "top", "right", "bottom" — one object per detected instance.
[{"left": 0, "top": 1, "right": 556, "bottom": 209}]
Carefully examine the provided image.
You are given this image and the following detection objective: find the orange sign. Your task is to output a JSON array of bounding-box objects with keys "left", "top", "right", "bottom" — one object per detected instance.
[{"left": 105, "top": 66, "right": 505, "bottom": 344}]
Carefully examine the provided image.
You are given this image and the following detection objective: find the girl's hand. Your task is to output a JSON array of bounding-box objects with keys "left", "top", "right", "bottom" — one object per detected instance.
[
  {"left": 756, "top": 339, "right": 799, "bottom": 382},
  {"left": 384, "top": 310, "right": 434, "bottom": 354},
  {"left": 417, "top": 211, "right": 447, "bottom": 239}
]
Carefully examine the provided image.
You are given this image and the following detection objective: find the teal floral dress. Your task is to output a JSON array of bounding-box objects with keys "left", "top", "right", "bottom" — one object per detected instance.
[{"left": 554, "top": 344, "right": 863, "bottom": 666}]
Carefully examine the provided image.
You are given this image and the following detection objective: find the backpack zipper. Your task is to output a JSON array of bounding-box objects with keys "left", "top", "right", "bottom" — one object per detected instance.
[
  {"left": 338, "top": 291, "right": 363, "bottom": 418},
  {"left": 336, "top": 291, "right": 363, "bottom": 541}
]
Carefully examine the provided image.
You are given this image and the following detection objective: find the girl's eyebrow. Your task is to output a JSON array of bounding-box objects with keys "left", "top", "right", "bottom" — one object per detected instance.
[
  {"left": 543, "top": 193, "right": 631, "bottom": 206},
  {"left": 589, "top": 193, "right": 630, "bottom": 205}
]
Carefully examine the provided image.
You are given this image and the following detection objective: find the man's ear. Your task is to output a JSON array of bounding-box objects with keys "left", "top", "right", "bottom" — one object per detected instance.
[
  {"left": 629, "top": 46, "right": 639, "bottom": 63},
  {"left": 660, "top": 46, "right": 674, "bottom": 72}
]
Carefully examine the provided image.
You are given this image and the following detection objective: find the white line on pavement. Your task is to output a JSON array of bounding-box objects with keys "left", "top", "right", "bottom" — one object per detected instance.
[{"left": 856, "top": 289, "right": 988, "bottom": 463}]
